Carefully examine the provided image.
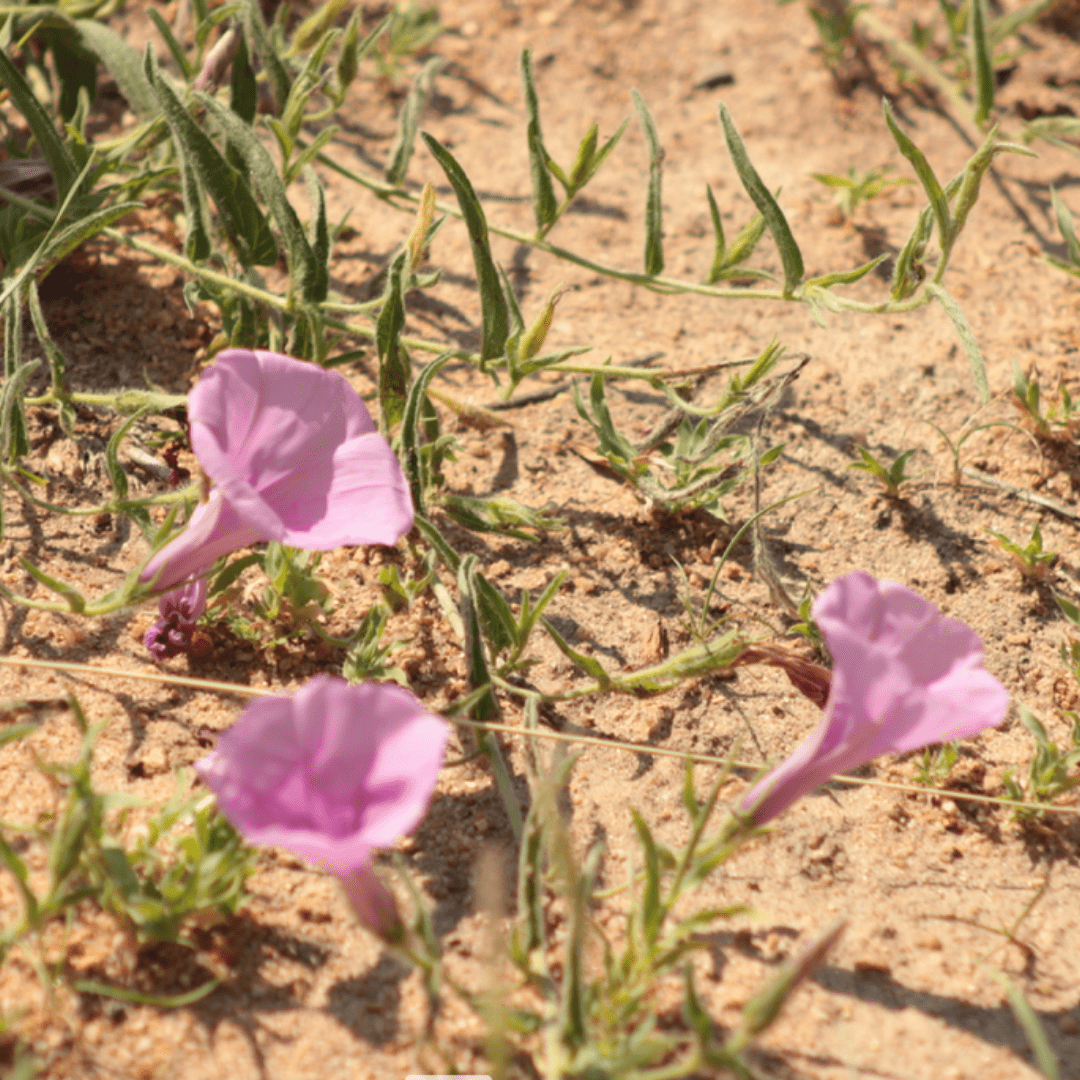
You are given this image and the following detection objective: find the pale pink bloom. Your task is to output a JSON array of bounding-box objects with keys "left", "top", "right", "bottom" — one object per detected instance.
[
  {"left": 195, "top": 676, "right": 448, "bottom": 872},
  {"left": 142, "top": 350, "right": 413, "bottom": 591},
  {"left": 743, "top": 572, "right": 1008, "bottom": 825},
  {"left": 144, "top": 577, "right": 208, "bottom": 659}
]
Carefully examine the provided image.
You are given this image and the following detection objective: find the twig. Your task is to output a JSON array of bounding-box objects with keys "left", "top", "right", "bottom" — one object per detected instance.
[{"left": 963, "top": 467, "right": 1080, "bottom": 521}]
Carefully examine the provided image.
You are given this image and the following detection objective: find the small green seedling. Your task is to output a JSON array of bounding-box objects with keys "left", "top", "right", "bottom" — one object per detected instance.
[
  {"left": 849, "top": 445, "right": 918, "bottom": 497},
  {"left": 988, "top": 522, "right": 1056, "bottom": 583},
  {"left": 811, "top": 165, "right": 913, "bottom": 219},
  {"left": 1002, "top": 706, "right": 1080, "bottom": 819},
  {"left": 793, "top": 0, "right": 869, "bottom": 69},
  {"left": 376, "top": 1, "right": 442, "bottom": 83},
  {"left": 914, "top": 742, "right": 960, "bottom": 787},
  {"left": 1011, "top": 360, "right": 1076, "bottom": 438}
]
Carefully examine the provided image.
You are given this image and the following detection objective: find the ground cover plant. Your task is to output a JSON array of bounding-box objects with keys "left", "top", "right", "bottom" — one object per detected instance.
[{"left": 0, "top": 0, "right": 1079, "bottom": 1077}]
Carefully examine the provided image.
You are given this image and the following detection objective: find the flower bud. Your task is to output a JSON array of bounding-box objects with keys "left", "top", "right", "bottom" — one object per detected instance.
[{"left": 341, "top": 865, "right": 405, "bottom": 944}]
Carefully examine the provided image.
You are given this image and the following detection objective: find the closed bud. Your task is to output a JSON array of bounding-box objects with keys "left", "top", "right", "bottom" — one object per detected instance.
[
  {"left": 341, "top": 865, "right": 405, "bottom": 944},
  {"left": 519, "top": 285, "right": 564, "bottom": 362},
  {"left": 407, "top": 182, "right": 436, "bottom": 271},
  {"left": 568, "top": 123, "right": 599, "bottom": 190}
]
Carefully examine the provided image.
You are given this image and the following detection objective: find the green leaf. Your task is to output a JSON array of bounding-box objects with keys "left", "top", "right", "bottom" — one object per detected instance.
[
  {"left": 520, "top": 49, "right": 557, "bottom": 229},
  {"left": 198, "top": 93, "right": 324, "bottom": 300},
  {"left": 73, "top": 978, "right": 221, "bottom": 1008},
  {"left": 421, "top": 133, "right": 509, "bottom": 364},
  {"left": 35, "top": 201, "right": 143, "bottom": 282},
  {"left": 1051, "top": 188, "right": 1080, "bottom": 268},
  {"left": 540, "top": 615, "right": 612, "bottom": 689},
  {"left": 718, "top": 102, "right": 803, "bottom": 295},
  {"left": 0, "top": 355, "right": 38, "bottom": 465},
  {"left": 632, "top": 89, "right": 665, "bottom": 276},
  {"left": 925, "top": 282, "right": 989, "bottom": 402},
  {"left": 229, "top": 28, "right": 258, "bottom": 124},
  {"left": 146, "top": 51, "right": 277, "bottom": 267},
  {"left": 47, "top": 29, "right": 99, "bottom": 124},
  {"left": 336, "top": 10, "right": 387, "bottom": 96},
  {"left": 74, "top": 20, "right": 157, "bottom": 118},
  {"left": 0, "top": 47, "right": 79, "bottom": 200},
  {"left": 705, "top": 183, "right": 726, "bottom": 284},
  {"left": 0, "top": 834, "right": 38, "bottom": 926},
  {"left": 458, "top": 556, "right": 499, "bottom": 722},
  {"left": 20, "top": 557, "right": 86, "bottom": 614},
  {"left": 376, "top": 249, "right": 410, "bottom": 430},
  {"left": 582, "top": 117, "right": 629, "bottom": 186},
  {"left": 803, "top": 252, "right": 889, "bottom": 289},
  {"left": 882, "top": 99, "right": 950, "bottom": 251},
  {"left": 104, "top": 407, "right": 149, "bottom": 503},
  {"left": 970, "top": 0, "right": 994, "bottom": 126},
  {"left": 1055, "top": 592, "right": 1080, "bottom": 628},
  {"left": 473, "top": 572, "right": 518, "bottom": 657},
  {"left": 148, "top": 8, "right": 194, "bottom": 80},
  {"left": 386, "top": 57, "right": 442, "bottom": 187},
  {"left": 994, "top": 973, "right": 1060, "bottom": 1080},
  {"left": 241, "top": 0, "right": 291, "bottom": 111},
  {"left": 632, "top": 809, "right": 663, "bottom": 946},
  {"left": 398, "top": 351, "right": 452, "bottom": 512}
]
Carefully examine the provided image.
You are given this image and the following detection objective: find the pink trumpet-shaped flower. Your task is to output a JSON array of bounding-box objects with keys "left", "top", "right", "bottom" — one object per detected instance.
[
  {"left": 742, "top": 572, "right": 1008, "bottom": 825},
  {"left": 195, "top": 676, "right": 448, "bottom": 873},
  {"left": 142, "top": 350, "right": 413, "bottom": 592},
  {"left": 144, "top": 577, "right": 208, "bottom": 659}
]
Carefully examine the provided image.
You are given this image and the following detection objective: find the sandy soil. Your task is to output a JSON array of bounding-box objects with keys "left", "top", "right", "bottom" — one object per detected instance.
[{"left": 2, "top": 1, "right": 1080, "bottom": 1077}]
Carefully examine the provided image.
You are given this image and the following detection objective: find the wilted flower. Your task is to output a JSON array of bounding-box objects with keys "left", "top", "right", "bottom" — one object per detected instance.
[
  {"left": 142, "top": 350, "right": 413, "bottom": 592},
  {"left": 743, "top": 571, "right": 1008, "bottom": 825},
  {"left": 195, "top": 676, "right": 448, "bottom": 936},
  {"left": 144, "top": 577, "right": 208, "bottom": 659}
]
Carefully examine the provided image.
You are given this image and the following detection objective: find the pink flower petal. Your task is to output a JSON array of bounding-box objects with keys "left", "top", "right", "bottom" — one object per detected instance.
[
  {"left": 143, "top": 350, "right": 413, "bottom": 591},
  {"left": 195, "top": 676, "right": 448, "bottom": 872},
  {"left": 272, "top": 434, "right": 415, "bottom": 548},
  {"left": 743, "top": 572, "right": 1008, "bottom": 825},
  {"left": 141, "top": 490, "right": 263, "bottom": 591}
]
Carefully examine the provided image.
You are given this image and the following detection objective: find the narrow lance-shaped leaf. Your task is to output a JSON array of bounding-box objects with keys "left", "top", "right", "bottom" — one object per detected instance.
[
  {"left": 146, "top": 50, "right": 277, "bottom": 267},
  {"left": 386, "top": 57, "right": 443, "bottom": 187},
  {"left": 242, "top": 0, "right": 291, "bottom": 111},
  {"left": 520, "top": 49, "right": 558, "bottom": 229},
  {"left": 632, "top": 88, "right": 665, "bottom": 276},
  {"left": 27, "top": 280, "right": 74, "bottom": 435},
  {"left": 926, "top": 282, "right": 989, "bottom": 402},
  {"left": 230, "top": 28, "right": 258, "bottom": 124},
  {"left": 398, "top": 351, "right": 451, "bottom": 512},
  {"left": 75, "top": 21, "right": 158, "bottom": 118},
  {"left": 148, "top": 8, "right": 194, "bottom": 79},
  {"left": 882, "top": 99, "right": 950, "bottom": 253},
  {"left": 336, "top": 11, "right": 387, "bottom": 98},
  {"left": 421, "top": 133, "right": 509, "bottom": 364},
  {"left": 970, "top": 0, "right": 995, "bottom": 126},
  {"left": 199, "top": 93, "right": 323, "bottom": 299},
  {"left": 308, "top": 168, "right": 331, "bottom": 295},
  {"left": 718, "top": 102, "right": 803, "bottom": 295},
  {"left": 376, "top": 249, "right": 411, "bottom": 430},
  {"left": 1051, "top": 187, "right": 1080, "bottom": 267},
  {"left": 0, "top": 48, "right": 79, "bottom": 200},
  {"left": 705, "top": 183, "right": 726, "bottom": 284}
]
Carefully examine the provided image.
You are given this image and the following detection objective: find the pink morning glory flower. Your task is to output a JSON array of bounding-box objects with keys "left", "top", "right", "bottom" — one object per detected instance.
[
  {"left": 144, "top": 576, "right": 207, "bottom": 659},
  {"left": 195, "top": 676, "right": 448, "bottom": 873},
  {"left": 142, "top": 350, "right": 413, "bottom": 592},
  {"left": 742, "top": 571, "right": 1009, "bottom": 825}
]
